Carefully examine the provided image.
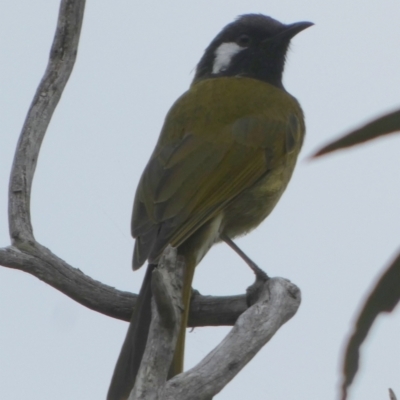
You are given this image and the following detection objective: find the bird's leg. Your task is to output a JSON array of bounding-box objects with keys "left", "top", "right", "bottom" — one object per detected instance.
[{"left": 220, "top": 234, "right": 269, "bottom": 281}]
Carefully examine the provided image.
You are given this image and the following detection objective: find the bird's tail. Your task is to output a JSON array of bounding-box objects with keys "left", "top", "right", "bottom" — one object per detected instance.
[
  {"left": 107, "top": 263, "right": 155, "bottom": 400},
  {"left": 106, "top": 258, "right": 196, "bottom": 400},
  {"left": 169, "top": 255, "right": 196, "bottom": 376}
]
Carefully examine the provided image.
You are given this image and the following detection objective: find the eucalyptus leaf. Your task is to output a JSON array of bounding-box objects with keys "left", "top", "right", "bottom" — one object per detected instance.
[
  {"left": 341, "top": 252, "right": 400, "bottom": 400},
  {"left": 313, "top": 109, "right": 400, "bottom": 157},
  {"left": 389, "top": 388, "right": 398, "bottom": 400}
]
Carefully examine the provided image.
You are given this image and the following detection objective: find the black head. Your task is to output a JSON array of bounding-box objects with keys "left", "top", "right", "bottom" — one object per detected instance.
[{"left": 193, "top": 14, "right": 313, "bottom": 89}]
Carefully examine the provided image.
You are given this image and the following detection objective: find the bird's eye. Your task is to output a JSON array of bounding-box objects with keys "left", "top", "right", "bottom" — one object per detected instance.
[{"left": 237, "top": 34, "right": 251, "bottom": 46}]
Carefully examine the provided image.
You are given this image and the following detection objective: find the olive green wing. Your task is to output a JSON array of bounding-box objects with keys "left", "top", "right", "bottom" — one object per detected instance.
[{"left": 132, "top": 115, "right": 299, "bottom": 269}]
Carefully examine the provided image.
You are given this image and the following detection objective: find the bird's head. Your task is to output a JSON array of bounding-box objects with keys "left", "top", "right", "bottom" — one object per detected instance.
[{"left": 193, "top": 14, "right": 313, "bottom": 88}]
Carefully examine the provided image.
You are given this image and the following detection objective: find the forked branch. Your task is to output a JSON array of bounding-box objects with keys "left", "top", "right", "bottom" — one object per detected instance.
[{"left": 129, "top": 247, "right": 301, "bottom": 400}]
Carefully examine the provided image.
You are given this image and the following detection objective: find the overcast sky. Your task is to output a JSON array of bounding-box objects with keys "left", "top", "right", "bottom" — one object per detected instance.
[{"left": 1, "top": 1, "right": 400, "bottom": 399}]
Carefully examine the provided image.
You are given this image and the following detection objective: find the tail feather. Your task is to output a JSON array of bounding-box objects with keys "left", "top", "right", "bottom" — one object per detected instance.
[
  {"left": 107, "top": 264, "right": 156, "bottom": 400},
  {"left": 107, "top": 259, "right": 196, "bottom": 399},
  {"left": 168, "top": 257, "right": 196, "bottom": 377}
]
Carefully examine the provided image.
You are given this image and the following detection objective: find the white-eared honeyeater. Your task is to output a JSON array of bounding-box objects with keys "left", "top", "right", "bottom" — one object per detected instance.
[{"left": 108, "top": 14, "right": 312, "bottom": 400}]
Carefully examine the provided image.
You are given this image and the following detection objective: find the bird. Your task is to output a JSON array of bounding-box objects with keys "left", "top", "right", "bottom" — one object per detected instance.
[{"left": 107, "top": 13, "right": 312, "bottom": 400}]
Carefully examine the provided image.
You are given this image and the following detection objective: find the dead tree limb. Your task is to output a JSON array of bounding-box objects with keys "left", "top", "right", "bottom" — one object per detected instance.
[
  {"left": 8, "top": 0, "right": 86, "bottom": 244},
  {"left": 162, "top": 277, "right": 300, "bottom": 400},
  {"left": 0, "top": 244, "right": 247, "bottom": 326},
  {"left": 129, "top": 246, "right": 185, "bottom": 400},
  {"left": 128, "top": 247, "right": 301, "bottom": 400}
]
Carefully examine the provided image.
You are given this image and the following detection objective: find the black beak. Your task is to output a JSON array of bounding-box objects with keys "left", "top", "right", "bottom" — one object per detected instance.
[
  {"left": 277, "top": 21, "right": 314, "bottom": 40},
  {"left": 267, "top": 21, "right": 313, "bottom": 43}
]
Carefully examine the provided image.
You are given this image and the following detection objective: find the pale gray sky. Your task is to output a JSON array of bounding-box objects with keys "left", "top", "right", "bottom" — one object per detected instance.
[{"left": 1, "top": 1, "right": 400, "bottom": 399}]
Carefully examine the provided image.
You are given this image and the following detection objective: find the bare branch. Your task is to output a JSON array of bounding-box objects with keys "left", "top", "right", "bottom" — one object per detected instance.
[
  {"left": 151, "top": 248, "right": 184, "bottom": 330},
  {"left": 129, "top": 246, "right": 185, "bottom": 400},
  {"left": 129, "top": 274, "right": 301, "bottom": 400},
  {"left": 0, "top": 245, "right": 135, "bottom": 319},
  {"left": 0, "top": 245, "right": 247, "bottom": 326},
  {"left": 164, "top": 278, "right": 300, "bottom": 400},
  {"left": 8, "top": 0, "right": 86, "bottom": 244}
]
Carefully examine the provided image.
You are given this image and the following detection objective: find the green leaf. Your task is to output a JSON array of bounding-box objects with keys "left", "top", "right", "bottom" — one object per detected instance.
[
  {"left": 341, "top": 252, "right": 400, "bottom": 400},
  {"left": 313, "top": 109, "right": 400, "bottom": 158}
]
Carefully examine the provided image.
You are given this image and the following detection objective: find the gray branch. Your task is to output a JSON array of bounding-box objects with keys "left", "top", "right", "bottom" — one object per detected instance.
[
  {"left": 129, "top": 248, "right": 301, "bottom": 400},
  {"left": 164, "top": 278, "right": 300, "bottom": 400},
  {"left": 8, "top": 0, "right": 86, "bottom": 244},
  {"left": 129, "top": 246, "right": 185, "bottom": 400},
  {"left": 0, "top": 245, "right": 246, "bottom": 326}
]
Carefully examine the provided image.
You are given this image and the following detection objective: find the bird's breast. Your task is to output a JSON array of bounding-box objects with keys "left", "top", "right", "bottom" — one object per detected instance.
[{"left": 221, "top": 151, "right": 298, "bottom": 239}]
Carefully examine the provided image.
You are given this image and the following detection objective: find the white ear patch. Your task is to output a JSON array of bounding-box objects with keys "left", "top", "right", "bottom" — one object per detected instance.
[{"left": 212, "top": 42, "right": 244, "bottom": 74}]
